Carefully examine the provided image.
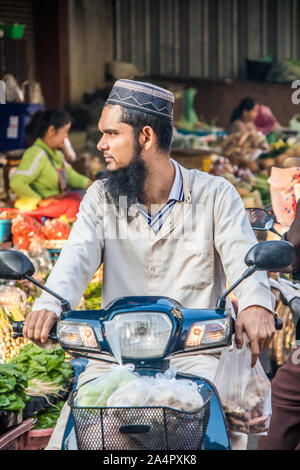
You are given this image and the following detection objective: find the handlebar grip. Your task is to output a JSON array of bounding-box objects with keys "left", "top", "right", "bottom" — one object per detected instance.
[
  {"left": 12, "top": 321, "right": 58, "bottom": 341},
  {"left": 12, "top": 321, "right": 25, "bottom": 339},
  {"left": 232, "top": 315, "right": 283, "bottom": 332}
]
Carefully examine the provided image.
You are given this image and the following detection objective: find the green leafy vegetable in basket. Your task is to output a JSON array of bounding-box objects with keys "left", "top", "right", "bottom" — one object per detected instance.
[{"left": 0, "top": 363, "right": 29, "bottom": 411}]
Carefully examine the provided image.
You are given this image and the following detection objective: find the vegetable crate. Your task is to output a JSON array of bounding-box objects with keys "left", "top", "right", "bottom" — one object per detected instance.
[
  {"left": 69, "top": 387, "right": 212, "bottom": 451},
  {"left": 25, "top": 428, "right": 54, "bottom": 450},
  {"left": 0, "top": 418, "right": 34, "bottom": 450}
]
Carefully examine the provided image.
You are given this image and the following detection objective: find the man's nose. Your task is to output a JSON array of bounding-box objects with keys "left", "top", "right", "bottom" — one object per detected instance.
[{"left": 97, "top": 135, "right": 108, "bottom": 151}]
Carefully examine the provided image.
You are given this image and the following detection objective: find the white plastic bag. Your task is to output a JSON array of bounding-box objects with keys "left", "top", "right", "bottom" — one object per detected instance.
[
  {"left": 74, "top": 363, "right": 137, "bottom": 407},
  {"left": 214, "top": 337, "right": 271, "bottom": 434},
  {"left": 75, "top": 319, "right": 138, "bottom": 407},
  {"left": 107, "top": 366, "right": 204, "bottom": 412}
]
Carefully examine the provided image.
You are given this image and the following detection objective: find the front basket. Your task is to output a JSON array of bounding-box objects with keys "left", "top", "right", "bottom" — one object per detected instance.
[{"left": 69, "top": 385, "right": 212, "bottom": 450}]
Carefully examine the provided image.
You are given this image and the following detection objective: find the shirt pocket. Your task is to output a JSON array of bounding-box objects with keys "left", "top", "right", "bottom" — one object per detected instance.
[{"left": 175, "top": 239, "right": 214, "bottom": 291}]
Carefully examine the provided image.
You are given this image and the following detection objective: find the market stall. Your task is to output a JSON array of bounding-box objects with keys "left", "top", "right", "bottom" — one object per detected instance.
[{"left": 0, "top": 217, "right": 103, "bottom": 449}]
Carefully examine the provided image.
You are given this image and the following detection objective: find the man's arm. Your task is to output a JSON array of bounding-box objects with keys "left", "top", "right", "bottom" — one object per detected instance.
[
  {"left": 23, "top": 181, "right": 105, "bottom": 343},
  {"left": 213, "top": 178, "right": 276, "bottom": 366}
]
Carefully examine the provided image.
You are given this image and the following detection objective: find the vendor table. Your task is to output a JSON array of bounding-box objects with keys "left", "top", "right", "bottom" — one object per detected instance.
[{"left": 171, "top": 147, "right": 219, "bottom": 172}]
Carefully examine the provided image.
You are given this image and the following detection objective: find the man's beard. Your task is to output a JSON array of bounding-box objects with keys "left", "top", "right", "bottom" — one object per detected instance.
[{"left": 102, "top": 149, "right": 148, "bottom": 208}]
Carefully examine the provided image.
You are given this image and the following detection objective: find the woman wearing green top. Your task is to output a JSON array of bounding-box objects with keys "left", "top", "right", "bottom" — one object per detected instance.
[{"left": 9, "top": 108, "right": 92, "bottom": 212}]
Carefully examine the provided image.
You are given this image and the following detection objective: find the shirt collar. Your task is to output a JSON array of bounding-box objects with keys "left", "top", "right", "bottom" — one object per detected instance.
[
  {"left": 168, "top": 158, "right": 184, "bottom": 202},
  {"left": 129, "top": 158, "right": 185, "bottom": 217}
]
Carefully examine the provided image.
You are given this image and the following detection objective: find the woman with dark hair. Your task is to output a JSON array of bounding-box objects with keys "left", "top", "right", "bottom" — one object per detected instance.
[
  {"left": 9, "top": 108, "right": 92, "bottom": 212},
  {"left": 227, "top": 97, "right": 259, "bottom": 135}
]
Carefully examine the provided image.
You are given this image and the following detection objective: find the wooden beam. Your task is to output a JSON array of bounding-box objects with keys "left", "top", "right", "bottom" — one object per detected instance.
[{"left": 33, "top": 0, "right": 70, "bottom": 108}]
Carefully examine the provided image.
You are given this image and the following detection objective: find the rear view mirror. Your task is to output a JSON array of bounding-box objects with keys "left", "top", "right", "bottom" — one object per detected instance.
[
  {"left": 246, "top": 208, "right": 275, "bottom": 231},
  {"left": 0, "top": 250, "right": 35, "bottom": 280},
  {"left": 244, "top": 240, "right": 294, "bottom": 271},
  {"left": 217, "top": 240, "right": 295, "bottom": 311}
]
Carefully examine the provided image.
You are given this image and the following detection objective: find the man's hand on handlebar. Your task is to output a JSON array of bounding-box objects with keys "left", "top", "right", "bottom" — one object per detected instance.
[
  {"left": 235, "top": 305, "right": 275, "bottom": 368},
  {"left": 23, "top": 309, "right": 58, "bottom": 346}
]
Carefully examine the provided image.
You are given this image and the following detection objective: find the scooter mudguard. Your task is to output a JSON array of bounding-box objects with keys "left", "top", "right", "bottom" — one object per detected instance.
[{"left": 62, "top": 360, "right": 231, "bottom": 451}]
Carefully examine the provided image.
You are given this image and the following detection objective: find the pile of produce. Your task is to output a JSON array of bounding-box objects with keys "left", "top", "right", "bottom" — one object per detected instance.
[
  {"left": 12, "top": 215, "right": 45, "bottom": 251},
  {"left": 41, "top": 218, "right": 71, "bottom": 242},
  {"left": 9, "top": 343, "right": 73, "bottom": 392},
  {"left": 0, "top": 208, "right": 19, "bottom": 220},
  {"left": 11, "top": 215, "right": 72, "bottom": 251},
  {"left": 0, "top": 363, "right": 29, "bottom": 411},
  {"left": 260, "top": 139, "right": 291, "bottom": 159},
  {"left": 0, "top": 285, "right": 32, "bottom": 362},
  {"left": 209, "top": 156, "right": 270, "bottom": 207},
  {"left": 221, "top": 131, "right": 269, "bottom": 165}
]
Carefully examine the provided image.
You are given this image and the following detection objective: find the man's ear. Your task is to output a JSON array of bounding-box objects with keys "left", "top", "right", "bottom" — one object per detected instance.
[{"left": 140, "top": 126, "right": 156, "bottom": 150}]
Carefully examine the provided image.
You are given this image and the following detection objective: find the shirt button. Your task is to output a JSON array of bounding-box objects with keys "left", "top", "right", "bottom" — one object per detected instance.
[{"left": 150, "top": 266, "right": 156, "bottom": 272}]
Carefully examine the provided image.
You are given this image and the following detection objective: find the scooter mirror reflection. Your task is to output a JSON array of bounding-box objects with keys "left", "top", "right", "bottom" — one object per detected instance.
[
  {"left": 246, "top": 208, "right": 275, "bottom": 231},
  {"left": 244, "top": 240, "right": 294, "bottom": 271},
  {"left": 0, "top": 250, "right": 35, "bottom": 280}
]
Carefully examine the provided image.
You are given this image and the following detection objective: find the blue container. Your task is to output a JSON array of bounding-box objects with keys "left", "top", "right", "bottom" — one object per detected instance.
[
  {"left": 0, "top": 219, "right": 12, "bottom": 242},
  {"left": 177, "top": 128, "right": 227, "bottom": 138},
  {"left": 0, "top": 103, "right": 44, "bottom": 152}
]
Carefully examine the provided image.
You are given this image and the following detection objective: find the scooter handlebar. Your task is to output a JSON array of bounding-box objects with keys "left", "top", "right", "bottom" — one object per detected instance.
[
  {"left": 12, "top": 312, "right": 283, "bottom": 344},
  {"left": 232, "top": 315, "right": 283, "bottom": 332},
  {"left": 12, "top": 321, "right": 58, "bottom": 341}
]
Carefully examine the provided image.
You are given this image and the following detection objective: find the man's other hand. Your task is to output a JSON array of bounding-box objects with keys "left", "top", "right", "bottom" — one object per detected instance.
[{"left": 235, "top": 305, "right": 275, "bottom": 368}]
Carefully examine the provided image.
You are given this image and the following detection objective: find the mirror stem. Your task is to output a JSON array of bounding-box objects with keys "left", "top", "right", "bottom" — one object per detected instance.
[
  {"left": 270, "top": 227, "right": 282, "bottom": 239},
  {"left": 24, "top": 274, "right": 71, "bottom": 313},
  {"left": 216, "top": 266, "right": 257, "bottom": 310}
]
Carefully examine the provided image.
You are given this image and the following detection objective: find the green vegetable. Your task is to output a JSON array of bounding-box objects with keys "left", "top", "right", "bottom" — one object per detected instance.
[
  {"left": 0, "top": 363, "right": 28, "bottom": 411},
  {"left": 34, "top": 401, "right": 65, "bottom": 429},
  {"left": 83, "top": 282, "right": 102, "bottom": 310},
  {"left": 9, "top": 343, "right": 73, "bottom": 387}
]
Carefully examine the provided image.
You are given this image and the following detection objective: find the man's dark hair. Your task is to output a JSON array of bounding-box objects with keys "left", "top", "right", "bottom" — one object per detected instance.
[{"left": 119, "top": 106, "right": 173, "bottom": 153}]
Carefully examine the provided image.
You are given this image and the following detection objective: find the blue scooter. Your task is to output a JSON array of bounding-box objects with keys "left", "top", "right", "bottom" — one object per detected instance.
[{"left": 0, "top": 239, "right": 293, "bottom": 450}]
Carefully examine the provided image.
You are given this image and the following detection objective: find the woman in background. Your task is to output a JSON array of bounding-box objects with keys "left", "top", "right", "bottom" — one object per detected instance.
[
  {"left": 227, "top": 97, "right": 259, "bottom": 135},
  {"left": 10, "top": 108, "right": 92, "bottom": 213}
]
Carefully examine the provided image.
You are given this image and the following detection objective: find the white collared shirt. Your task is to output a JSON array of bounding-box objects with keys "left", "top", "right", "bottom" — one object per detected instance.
[
  {"left": 33, "top": 163, "right": 275, "bottom": 328},
  {"left": 137, "top": 159, "right": 184, "bottom": 234}
]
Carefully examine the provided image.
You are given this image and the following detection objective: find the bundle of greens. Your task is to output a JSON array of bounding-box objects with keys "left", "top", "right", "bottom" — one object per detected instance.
[
  {"left": 9, "top": 343, "right": 73, "bottom": 389},
  {"left": 0, "top": 363, "right": 29, "bottom": 411},
  {"left": 34, "top": 401, "right": 65, "bottom": 429}
]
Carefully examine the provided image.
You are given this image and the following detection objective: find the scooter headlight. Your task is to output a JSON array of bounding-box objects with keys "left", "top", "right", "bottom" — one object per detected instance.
[
  {"left": 57, "top": 321, "right": 100, "bottom": 351},
  {"left": 185, "top": 318, "right": 231, "bottom": 350},
  {"left": 106, "top": 312, "right": 173, "bottom": 359}
]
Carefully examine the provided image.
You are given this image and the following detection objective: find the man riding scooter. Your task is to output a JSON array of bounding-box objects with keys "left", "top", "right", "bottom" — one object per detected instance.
[{"left": 22, "top": 80, "right": 276, "bottom": 450}]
